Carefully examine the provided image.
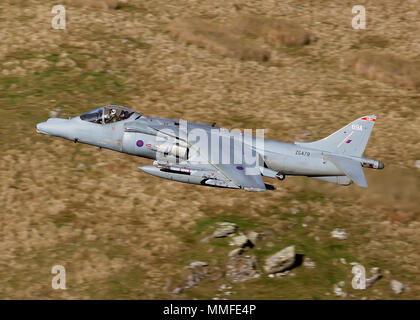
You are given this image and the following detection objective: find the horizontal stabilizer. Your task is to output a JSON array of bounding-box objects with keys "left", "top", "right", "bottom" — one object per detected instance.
[{"left": 325, "top": 154, "right": 367, "bottom": 188}]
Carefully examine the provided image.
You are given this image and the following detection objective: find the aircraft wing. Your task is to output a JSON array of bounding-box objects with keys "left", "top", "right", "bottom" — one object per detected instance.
[
  {"left": 188, "top": 133, "right": 266, "bottom": 191},
  {"left": 152, "top": 122, "right": 266, "bottom": 192},
  {"left": 214, "top": 163, "right": 266, "bottom": 191}
]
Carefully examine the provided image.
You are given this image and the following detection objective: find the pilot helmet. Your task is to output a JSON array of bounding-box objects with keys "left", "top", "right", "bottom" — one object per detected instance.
[{"left": 110, "top": 109, "right": 117, "bottom": 116}]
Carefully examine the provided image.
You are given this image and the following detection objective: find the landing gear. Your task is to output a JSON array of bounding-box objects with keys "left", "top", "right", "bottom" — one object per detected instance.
[{"left": 276, "top": 173, "right": 285, "bottom": 181}]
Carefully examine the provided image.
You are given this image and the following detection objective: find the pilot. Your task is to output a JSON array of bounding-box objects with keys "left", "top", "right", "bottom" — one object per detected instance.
[
  {"left": 105, "top": 108, "right": 117, "bottom": 123},
  {"left": 119, "top": 110, "right": 127, "bottom": 120}
]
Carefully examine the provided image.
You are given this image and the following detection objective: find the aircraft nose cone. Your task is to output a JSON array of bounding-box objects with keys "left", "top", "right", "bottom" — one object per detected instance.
[
  {"left": 35, "top": 118, "right": 71, "bottom": 138},
  {"left": 36, "top": 122, "right": 48, "bottom": 134}
]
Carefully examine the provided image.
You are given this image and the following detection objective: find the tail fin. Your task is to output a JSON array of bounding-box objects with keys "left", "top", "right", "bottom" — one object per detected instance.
[{"left": 295, "top": 115, "right": 376, "bottom": 157}]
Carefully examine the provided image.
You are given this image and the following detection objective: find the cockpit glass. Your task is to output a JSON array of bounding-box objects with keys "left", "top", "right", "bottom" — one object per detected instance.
[
  {"left": 103, "top": 106, "right": 134, "bottom": 124},
  {"left": 80, "top": 106, "right": 137, "bottom": 124},
  {"left": 80, "top": 107, "right": 103, "bottom": 123}
]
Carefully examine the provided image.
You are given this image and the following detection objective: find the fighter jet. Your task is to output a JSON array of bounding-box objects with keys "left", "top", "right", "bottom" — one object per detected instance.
[{"left": 36, "top": 105, "right": 384, "bottom": 192}]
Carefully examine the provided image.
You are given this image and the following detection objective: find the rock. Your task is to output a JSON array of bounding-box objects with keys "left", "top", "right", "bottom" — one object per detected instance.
[
  {"left": 414, "top": 160, "right": 420, "bottom": 169},
  {"left": 247, "top": 231, "right": 261, "bottom": 245},
  {"left": 303, "top": 257, "right": 316, "bottom": 268},
  {"left": 173, "top": 261, "right": 209, "bottom": 293},
  {"left": 185, "top": 267, "right": 208, "bottom": 289},
  {"left": 230, "top": 233, "right": 249, "bottom": 247},
  {"left": 212, "top": 222, "right": 237, "bottom": 238},
  {"left": 226, "top": 248, "right": 258, "bottom": 282},
  {"left": 331, "top": 228, "right": 347, "bottom": 240},
  {"left": 76, "top": 163, "right": 85, "bottom": 169},
  {"left": 228, "top": 248, "right": 243, "bottom": 257},
  {"left": 366, "top": 267, "right": 382, "bottom": 288},
  {"left": 172, "top": 287, "right": 184, "bottom": 295},
  {"left": 263, "top": 245, "right": 296, "bottom": 274},
  {"left": 49, "top": 108, "right": 62, "bottom": 118},
  {"left": 390, "top": 280, "right": 404, "bottom": 294},
  {"left": 186, "top": 261, "right": 208, "bottom": 269},
  {"left": 339, "top": 258, "right": 347, "bottom": 265},
  {"left": 333, "top": 283, "right": 347, "bottom": 297}
]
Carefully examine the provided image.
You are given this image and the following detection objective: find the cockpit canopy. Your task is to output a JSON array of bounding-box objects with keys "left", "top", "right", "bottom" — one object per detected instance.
[{"left": 80, "top": 105, "right": 139, "bottom": 124}]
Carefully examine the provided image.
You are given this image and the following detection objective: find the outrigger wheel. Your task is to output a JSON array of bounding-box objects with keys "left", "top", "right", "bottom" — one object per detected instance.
[{"left": 276, "top": 173, "right": 285, "bottom": 181}]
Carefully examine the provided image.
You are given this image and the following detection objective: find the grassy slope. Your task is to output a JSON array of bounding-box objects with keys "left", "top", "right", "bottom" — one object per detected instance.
[{"left": 0, "top": 0, "right": 419, "bottom": 299}]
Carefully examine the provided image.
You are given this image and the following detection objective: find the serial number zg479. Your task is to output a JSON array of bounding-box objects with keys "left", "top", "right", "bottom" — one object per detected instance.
[{"left": 296, "top": 150, "right": 310, "bottom": 156}]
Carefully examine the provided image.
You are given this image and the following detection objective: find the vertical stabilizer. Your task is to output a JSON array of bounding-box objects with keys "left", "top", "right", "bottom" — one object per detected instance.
[{"left": 295, "top": 115, "right": 376, "bottom": 157}]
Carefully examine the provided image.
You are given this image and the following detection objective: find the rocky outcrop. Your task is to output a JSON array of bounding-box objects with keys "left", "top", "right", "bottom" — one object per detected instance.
[
  {"left": 333, "top": 281, "right": 347, "bottom": 297},
  {"left": 230, "top": 232, "right": 251, "bottom": 247},
  {"left": 226, "top": 248, "right": 259, "bottom": 282},
  {"left": 247, "top": 231, "right": 262, "bottom": 246},
  {"left": 186, "top": 261, "right": 208, "bottom": 269},
  {"left": 331, "top": 228, "right": 347, "bottom": 240},
  {"left": 390, "top": 280, "right": 404, "bottom": 294},
  {"left": 172, "top": 261, "right": 209, "bottom": 295},
  {"left": 211, "top": 222, "right": 238, "bottom": 238},
  {"left": 263, "top": 245, "right": 296, "bottom": 274}
]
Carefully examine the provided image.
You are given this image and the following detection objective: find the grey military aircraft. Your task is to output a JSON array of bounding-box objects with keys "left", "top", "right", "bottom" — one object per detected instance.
[{"left": 36, "top": 105, "right": 384, "bottom": 192}]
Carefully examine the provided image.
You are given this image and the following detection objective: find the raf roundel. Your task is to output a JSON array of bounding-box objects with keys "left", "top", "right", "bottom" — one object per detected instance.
[{"left": 136, "top": 140, "right": 144, "bottom": 147}]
